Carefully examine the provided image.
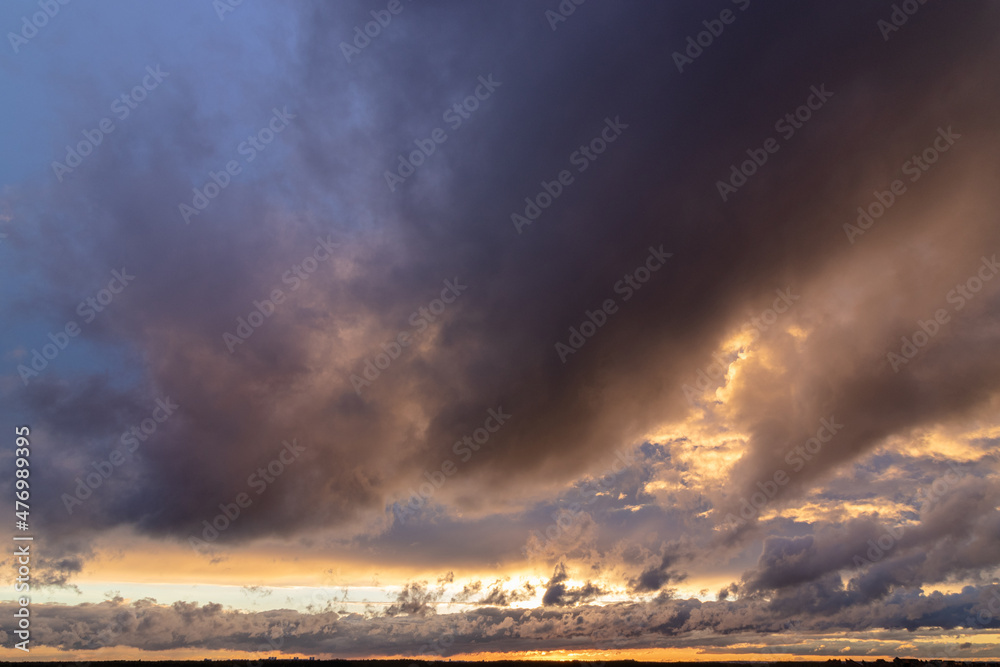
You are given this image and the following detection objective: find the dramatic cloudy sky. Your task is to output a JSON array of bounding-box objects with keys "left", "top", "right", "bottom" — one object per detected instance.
[{"left": 2, "top": 0, "right": 1000, "bottom": 661}]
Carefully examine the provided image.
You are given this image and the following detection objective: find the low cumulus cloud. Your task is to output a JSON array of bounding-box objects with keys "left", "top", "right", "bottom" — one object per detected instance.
[{"left": 9, "top": 585, "right": 1000, "bottom": 656}]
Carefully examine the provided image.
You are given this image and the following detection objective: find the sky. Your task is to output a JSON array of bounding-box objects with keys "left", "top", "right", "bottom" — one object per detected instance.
[{"left": 2, "top": 0, "right": 1000, "bottom": 661}]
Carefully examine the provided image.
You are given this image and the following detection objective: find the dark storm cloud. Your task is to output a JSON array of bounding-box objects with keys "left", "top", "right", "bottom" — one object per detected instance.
[
  {"left": 733, "top": 471, "right": 1000, "bottom": 601},
  {"left": 277, "top": 0, "right": 996, "bottom": 537},
  {"left": 626, "top": 537, "right": 692, "bottom": 594},
  {"left": 4, "top": 0, "right": 1000, "bottom": 582},
  {"left": 541, "top": 563, "right": 604, "bottom": 606},
  {"left": 478, "top": 580, "right": 536, "bottom": 608},
  {"left": 384, "top": 580, "right": 445, "bottom": 617},
  {"left": 448, "top": 578, "right": 536, "bottom": 608}
]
